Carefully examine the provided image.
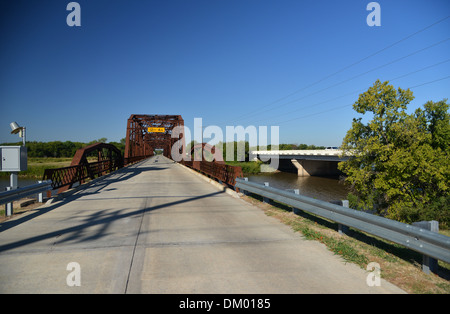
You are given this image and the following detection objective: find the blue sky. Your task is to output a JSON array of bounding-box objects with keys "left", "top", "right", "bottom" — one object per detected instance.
[{"left": 0, "top": 0, "right": 449, "bottom": 147}]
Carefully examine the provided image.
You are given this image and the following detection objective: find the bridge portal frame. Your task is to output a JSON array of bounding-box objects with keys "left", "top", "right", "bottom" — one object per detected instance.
[{"left": 124, "top": 114, "right": 185, "bottom": 160}]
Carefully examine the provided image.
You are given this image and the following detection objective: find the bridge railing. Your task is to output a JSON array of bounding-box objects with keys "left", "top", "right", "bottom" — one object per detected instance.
[
  {"left": 180, "top": 160, "right": 244, "bottom": 188},
  {"left": 42, "top": 159, "right": 122, "bottom": 192},
  {"left": 235, "top": 178, "right": 450, "bottom": 273},
  {"left": 41, "top": 142, "right": 151, "bottom": 194},
  {"left": 251, "top": 149, "right": 344, "bottom": 156}
]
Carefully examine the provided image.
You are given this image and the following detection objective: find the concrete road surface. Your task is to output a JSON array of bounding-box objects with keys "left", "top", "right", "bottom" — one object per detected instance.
[{"left": 0, "top": 156, "right": 405, "bottom": 294}]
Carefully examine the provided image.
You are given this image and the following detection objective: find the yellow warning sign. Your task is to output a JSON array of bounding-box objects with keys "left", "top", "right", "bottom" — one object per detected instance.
[{"left": 148, "top": 127, "right": 165, "bottom": 133}]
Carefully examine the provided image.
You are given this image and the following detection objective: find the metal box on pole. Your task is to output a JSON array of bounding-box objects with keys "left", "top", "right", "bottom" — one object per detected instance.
[{"left": 0, "top": 146, "right": 28, "bottom": 172}]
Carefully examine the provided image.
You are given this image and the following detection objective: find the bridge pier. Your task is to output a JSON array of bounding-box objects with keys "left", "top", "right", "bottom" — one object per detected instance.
[
  {"left": 279, "top": 159, "right": 342, "bottom": 177},
  {"left": 291, "top": 159, "right": 309, "bottom": 177},
  {"left": 254, "top": 150, "right": 349, "bottom": 177}
]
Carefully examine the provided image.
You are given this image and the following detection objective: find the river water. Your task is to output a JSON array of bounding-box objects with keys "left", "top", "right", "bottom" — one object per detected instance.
[
  {"left": 247, "top": 172, "right": 349, "bottom": 203},
  {"left": 0, "top": 177, "right": 41, "bottom": 191}
]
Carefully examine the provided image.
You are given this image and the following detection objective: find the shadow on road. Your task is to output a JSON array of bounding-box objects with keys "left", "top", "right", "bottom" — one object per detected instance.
[{"left": 0, "top": 162, "right": 226, "bottom": 253}]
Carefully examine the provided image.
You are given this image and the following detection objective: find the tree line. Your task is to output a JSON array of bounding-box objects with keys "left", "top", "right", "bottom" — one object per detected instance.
[
  {"left": 1, "top": 138, "right": 320, "bottom": 160},
  {"left": 186, "top": 141, "right": 326, "bottom": 162},
  {"left": 0, "top": 138, "right": 126, "bottom": 158}
]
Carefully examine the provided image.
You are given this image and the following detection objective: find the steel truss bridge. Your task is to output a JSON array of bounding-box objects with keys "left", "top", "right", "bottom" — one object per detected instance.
[{"left": 43, "top": 114, "right": 243, "bottom": 193}]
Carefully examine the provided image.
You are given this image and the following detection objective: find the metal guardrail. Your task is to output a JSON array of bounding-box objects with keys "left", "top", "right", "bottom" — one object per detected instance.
[
  {"left": 0, "top": 180, "right": 52, "bottom": 206},
  {"left": 235, "top": 178, "right": 450, "bottom": 266}
]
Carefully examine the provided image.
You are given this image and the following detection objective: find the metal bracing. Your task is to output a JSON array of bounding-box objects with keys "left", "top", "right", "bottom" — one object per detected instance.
[
  {"left": 43, "top": 142, "right": 124, "bottom": 193},
  {"left": 124, "top": 114, "right": 185, "bottom": 160}
]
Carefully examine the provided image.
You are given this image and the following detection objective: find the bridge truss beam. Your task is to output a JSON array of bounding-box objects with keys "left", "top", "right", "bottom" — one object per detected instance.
[{"left": 124, "top": 114, "right": 185, "bottom": 160}]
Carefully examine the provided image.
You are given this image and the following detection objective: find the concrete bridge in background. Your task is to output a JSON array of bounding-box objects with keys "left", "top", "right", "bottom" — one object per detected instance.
[
  {"left": 250, "top": 150, "right": 351, "bottom": 177},
  {"left": 0, "top": 156, "right": 403, "bottom": 294}
]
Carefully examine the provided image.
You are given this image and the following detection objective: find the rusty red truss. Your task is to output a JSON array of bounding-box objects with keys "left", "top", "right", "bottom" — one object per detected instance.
[
  {"left": 42, "top": 115, "right": 243, "bottom": 194},
  {"left": 124, "top": 114, "right": 185, "bottom": 160},
  {"left": 43, "top": 142, "right": 124, "bottom": 193},
  {"left": 180, "top": 158, "right": 244, "bottom": 190},
  {"left": 181, "top": 142, "right": 243, "bottom": 190}
]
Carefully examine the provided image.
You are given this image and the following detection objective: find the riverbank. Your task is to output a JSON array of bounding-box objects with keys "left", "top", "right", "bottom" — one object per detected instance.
[{"left": 225, "top": 160, "right": 265, "bottom": 175}]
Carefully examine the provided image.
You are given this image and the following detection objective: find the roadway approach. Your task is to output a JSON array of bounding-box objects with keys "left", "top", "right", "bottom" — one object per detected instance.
[{"left": 0, "top": 156, "right": 405, "bottom": 294}]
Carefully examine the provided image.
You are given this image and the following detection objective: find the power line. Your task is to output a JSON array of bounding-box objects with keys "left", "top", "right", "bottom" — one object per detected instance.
[
  {"left": 271, "top": 75, "right": 450, "bottom": 126},
  {"left": 408, "top": 75, "right": 450, "bottom": 89},
  {"left": 389, "top": 59, "right": 450, "bottom": 82},
  {"left": 249, "top": 58, "right": 450, "bottom": 125},
  {"left": 235, "top": 38, "right": 449, "bottom": 125},
  {"left": 222, "top": 15, "right": 450, "bottom": 125}
]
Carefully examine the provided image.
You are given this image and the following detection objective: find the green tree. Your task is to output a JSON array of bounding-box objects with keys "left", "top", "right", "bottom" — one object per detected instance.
[
  {"left": 338, "top": 80, "right": 449, "bottom": 226},
  {"left": 88, "top": 138, "right": 108, "bottom": 145}
]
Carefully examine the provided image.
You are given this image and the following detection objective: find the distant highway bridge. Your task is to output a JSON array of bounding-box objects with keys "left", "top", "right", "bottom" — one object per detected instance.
[{"left": 250, "top": 149, "right": 351, "bottom": 177}]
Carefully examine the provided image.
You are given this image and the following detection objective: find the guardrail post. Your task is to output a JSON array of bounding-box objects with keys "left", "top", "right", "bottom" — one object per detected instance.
[
  {"left": 263, "top": 182, "right": 270, "bottom": 204},
  {"left": 412, "top": 220, "right": 439, "bottom": 274},
  {"left": 5, "top": 172, "right": 19, "bottom": 217},
  {"left": 242, "top": 178, "right": 248, "bottom": 195},
  {"left": 287, "top": 189, "right": 300, "bottom": 213},
  {"left": 338, "top": 200, "right": 350, "bottom": 235},
  {"left": 38, "top": 180, "right": 44, "bottom": 203},
  {"left": 5, "top": 187, "right": 13, "bottom": 217},
  {"left": 329, "top": 200, "right": 350, "bottom": 235}
]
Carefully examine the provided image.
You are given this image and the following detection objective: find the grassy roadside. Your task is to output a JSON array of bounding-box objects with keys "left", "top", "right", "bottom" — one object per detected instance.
[
  {"left": 225, "top": 161, "right": 263, "bottom": 175},
  {"left": 241, "top": 193, "right": 450, "bottom": 294},
  {"left": 226, "top": 161, "right": 278, "bottom": 175}
]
